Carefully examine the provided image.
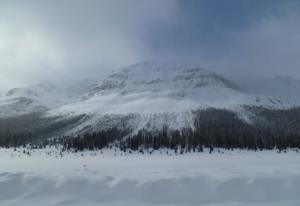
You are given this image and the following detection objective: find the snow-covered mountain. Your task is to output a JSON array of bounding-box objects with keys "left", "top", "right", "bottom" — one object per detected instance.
[
  {"left": 1, "top": 62, "right": 300, "bottom": 136},
  {"left": 43, "top": 62, "right": 299, "bottom": 135},
  {"left": 63, "top": 78, "right": 98, "bottom": 99},
  {"left": 0, "top": 82, "right": 69, "bottom": 118}
]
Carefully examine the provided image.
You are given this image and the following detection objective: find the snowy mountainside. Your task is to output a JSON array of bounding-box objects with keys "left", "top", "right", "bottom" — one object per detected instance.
[
  {"left": 6, "top": 81, "right": 57, "bottom": 97},
  {"left": 86, "top": 62, "right": 241, "bottom": 97},
  {"left": 1, "top": 62, "right": 300, "bottom": 136},
  {"left": 63, "top": 78, "right": 98, "bottom": 99},
  {"left": 0, "top": 82, "right": 70, "bottom": 118},
  {"left": 46, "top": 62, "right": 300, "bottom": 135}
]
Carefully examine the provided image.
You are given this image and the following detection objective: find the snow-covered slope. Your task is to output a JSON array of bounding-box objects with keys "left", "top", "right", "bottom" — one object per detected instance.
[
  {"left": 1, "top": 63, "right": 299, "bottom": 135},
  {"left": 46, "top": 62, "right": 300, "bottom": 134},
  {"left": 63, "top": 78, "right": 98, "bottom": 99},
  {"left": 0, "top": 82, "right": 69, "bottom": 118}
]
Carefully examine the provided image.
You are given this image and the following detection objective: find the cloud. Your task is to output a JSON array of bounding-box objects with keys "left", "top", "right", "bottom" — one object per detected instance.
[
  {"left": 0, "top": 0, "right": 180, "bottom": 90},
  {"left": 210, "top": 13, "right": 300, "bottom": 79},
  {"left": 1, "top": 0, "right": 300, "bottom": 92},
  {"left": 139, "top": 0, "right": 300, "bottom": 80}
]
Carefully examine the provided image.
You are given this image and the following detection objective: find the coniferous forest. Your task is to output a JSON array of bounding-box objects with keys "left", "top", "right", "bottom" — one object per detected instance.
[{"left": 1, "top": 107, "right": 300, "bottom": 152}]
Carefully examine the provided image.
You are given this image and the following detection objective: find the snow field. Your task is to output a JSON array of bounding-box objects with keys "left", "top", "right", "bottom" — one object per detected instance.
[{"left": 0, "top": 148, "right": 300, "bottom": 206}]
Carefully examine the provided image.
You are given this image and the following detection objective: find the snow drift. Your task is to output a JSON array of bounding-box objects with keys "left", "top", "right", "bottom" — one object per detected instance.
[{"left": 1, "top": 149, "right": 300, "bottom": 206}]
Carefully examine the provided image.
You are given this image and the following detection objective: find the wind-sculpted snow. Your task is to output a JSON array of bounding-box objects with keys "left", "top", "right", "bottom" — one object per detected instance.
[{"left": 0, "top": 148, "right": 300, "bottom": 206}]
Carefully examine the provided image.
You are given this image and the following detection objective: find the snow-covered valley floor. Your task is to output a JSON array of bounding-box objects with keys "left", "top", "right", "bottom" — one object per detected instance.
[{"left": 1, "top": 148, "right": 300, "bottom": 206}]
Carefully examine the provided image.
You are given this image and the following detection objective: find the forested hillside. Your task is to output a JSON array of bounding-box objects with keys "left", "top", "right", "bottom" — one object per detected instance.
[{"left": 1, "top": 107, "right": 300, "bottom": 151}]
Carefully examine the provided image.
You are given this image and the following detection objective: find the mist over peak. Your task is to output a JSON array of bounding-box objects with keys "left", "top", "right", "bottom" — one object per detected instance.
[{"left": 1, "top": 1, "right": 300, "bottom": 90}]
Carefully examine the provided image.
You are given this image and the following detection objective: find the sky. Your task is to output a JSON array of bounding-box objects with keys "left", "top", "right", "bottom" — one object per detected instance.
[{"left": 0, "top": 0, "right": 300, "bottom": 91}]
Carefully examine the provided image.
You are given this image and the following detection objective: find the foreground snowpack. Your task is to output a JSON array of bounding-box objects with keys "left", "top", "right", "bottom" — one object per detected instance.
[{"left": 1, "top": 148, "right": 300, "bottom": 206}]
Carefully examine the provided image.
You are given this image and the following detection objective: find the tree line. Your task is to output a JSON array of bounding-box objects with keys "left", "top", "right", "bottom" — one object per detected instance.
[{"left": 1, "top": 107, "right": 300, "bottom": 151}]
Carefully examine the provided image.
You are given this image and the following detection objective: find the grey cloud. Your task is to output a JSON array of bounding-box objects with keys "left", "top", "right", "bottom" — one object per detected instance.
[
  {"left": 210, "top": 14, "right": 300, "bottom": 79},
  {"left": 1, "top": 0, "right": 300, "bottom": 91},
  {"left": 0, "top": 0, "right": 180, "bottom": 90}
]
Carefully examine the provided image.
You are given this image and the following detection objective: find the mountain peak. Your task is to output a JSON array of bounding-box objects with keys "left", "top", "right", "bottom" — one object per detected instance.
[
  {"left": 6, "top": 81, "right": 57, "bottom": 97},
  {"left": 1, "top": 81, "right": 71, "bottom": 118},
  {"left": 35, "top": 81, "right": 56, "bottom": 92},
  {"left": 43, "top": 62, "right": 300, "bottom": 134},
  {"left": 88, "top": 62, "right": 241, "bottom": 97}
]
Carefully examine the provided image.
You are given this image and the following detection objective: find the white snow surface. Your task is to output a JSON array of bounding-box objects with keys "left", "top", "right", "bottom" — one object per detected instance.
[{"left": 1, "top": 148, "right": 300, "bottom": 206}]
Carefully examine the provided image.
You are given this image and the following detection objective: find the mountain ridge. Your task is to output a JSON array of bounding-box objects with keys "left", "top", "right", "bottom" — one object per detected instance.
[
  {"left": 43, "top": 62, "right": 300, "bottom": 135},
  {"left": 1, "top": 62, "right": 300, "bottom": 136},
  {"left": 0, "top": 81, "right": 68, "bottom": 118}
]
